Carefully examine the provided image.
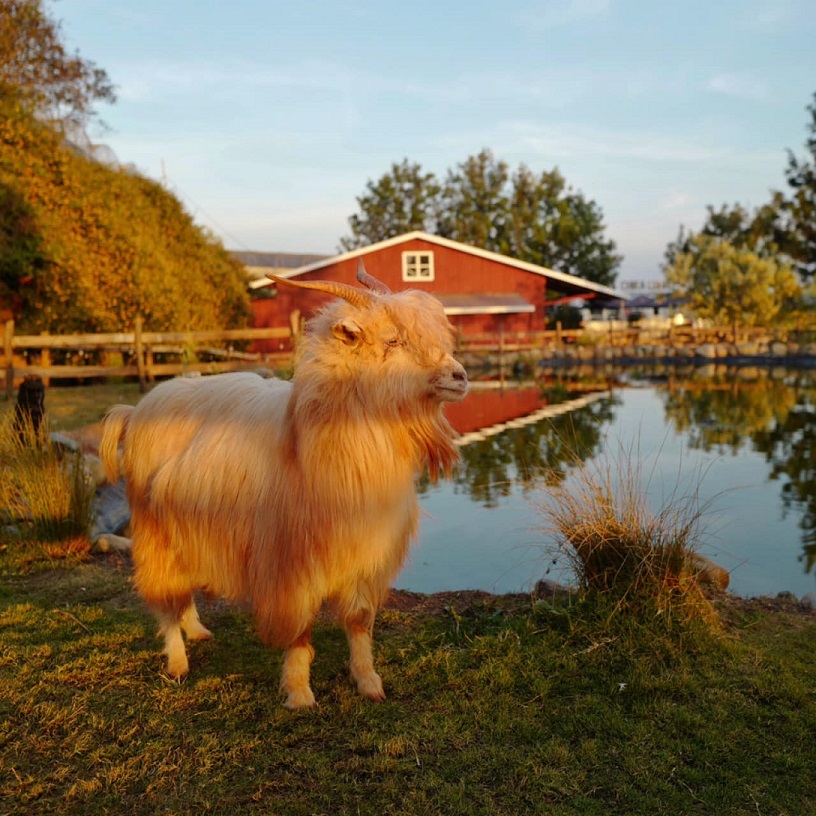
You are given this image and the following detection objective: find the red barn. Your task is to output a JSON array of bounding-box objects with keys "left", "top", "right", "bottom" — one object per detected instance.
[{"left": 248, "top": 231, "right": 621, "bottom": 352}]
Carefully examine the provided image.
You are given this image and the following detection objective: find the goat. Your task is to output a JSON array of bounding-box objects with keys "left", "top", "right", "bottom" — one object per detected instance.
[{"left": 98, "top": 263, "right": 468, "bottom": 708}]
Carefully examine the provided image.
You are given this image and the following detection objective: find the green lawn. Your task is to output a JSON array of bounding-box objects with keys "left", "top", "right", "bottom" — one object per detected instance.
[
  {"left": 1, "top": 541, "right": 814, "bottom": 816},
  {"left": 2, "top": 384, "right": 815, "bottom": 815}
]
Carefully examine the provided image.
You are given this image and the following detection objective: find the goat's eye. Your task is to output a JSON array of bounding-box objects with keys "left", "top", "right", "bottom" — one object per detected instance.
[{"left": 385, "top": 337, "right": 402, "bottom": 349}]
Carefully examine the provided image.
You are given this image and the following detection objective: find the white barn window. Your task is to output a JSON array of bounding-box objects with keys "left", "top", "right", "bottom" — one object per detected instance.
[{"left": 402, "top": 251, "right": 434, "bottom": 282}]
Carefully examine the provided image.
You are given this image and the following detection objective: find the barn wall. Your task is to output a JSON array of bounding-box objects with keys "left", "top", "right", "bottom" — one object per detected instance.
[{"left": 250, "top": 237, "right": 555, "bottom": 351}]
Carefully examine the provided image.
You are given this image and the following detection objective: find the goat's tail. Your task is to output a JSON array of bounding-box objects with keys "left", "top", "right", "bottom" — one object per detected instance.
[{"left": 99, "top": 404, "right": 133, "bottom": 483}]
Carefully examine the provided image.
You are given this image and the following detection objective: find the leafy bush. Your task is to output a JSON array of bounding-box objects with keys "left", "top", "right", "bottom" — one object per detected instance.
[{"left": 0, "top": 98, "right": 251, "bottom": 333}]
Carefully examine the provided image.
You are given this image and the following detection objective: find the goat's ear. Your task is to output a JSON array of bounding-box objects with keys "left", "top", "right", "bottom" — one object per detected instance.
[{"left": 331, "top": 317, "right": 365, "bottom": 346}]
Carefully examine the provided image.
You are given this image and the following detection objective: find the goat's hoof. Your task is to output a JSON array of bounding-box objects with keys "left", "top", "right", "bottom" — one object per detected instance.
[
  {"left": 283, "top": 686, "right": 316, "bottom": 710},
  {"left": 165, "top": 662, "right": 189, "bottom": 682},
  {"left": 357, "top": 672, "right": 386, "bottom": 702}
]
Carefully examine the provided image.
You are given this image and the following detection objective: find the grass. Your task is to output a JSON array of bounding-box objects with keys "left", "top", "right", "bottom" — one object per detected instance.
[
  {"left": 0, "top": 411, "right": 96, "bottom": 547},
  {"left": 534, "top": 443, "right": 720, "bottom": 631},
  {"left": 1, "top": 384, "right": 815, "bottom": 814},
  {"left": 32, "top": 381, "right": 144, "bottom": 432},
  {"left": 1, "top": 541, "right": 815, "bottom": 815}
]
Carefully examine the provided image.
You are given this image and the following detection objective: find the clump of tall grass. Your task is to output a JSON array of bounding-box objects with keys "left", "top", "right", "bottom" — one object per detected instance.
[
  {"left": 0, "top": 408, "right": 95, "bottom": 546},
  {"left": 534, "top": 444, "right": 722, "bottom": 631}
]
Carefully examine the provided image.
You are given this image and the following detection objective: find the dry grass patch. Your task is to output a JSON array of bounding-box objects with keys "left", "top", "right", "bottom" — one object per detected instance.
[
  {"left": 535, "top": 443, "right": 722, "bottom": 630},
  {"left": 0, "top": 410, "right": 95, "bottom": 550}
]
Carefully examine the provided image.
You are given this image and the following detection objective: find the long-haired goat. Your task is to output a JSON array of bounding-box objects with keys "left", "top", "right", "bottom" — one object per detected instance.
[{"left": 99, "top": 264, "right": 468, "bottom": 709}]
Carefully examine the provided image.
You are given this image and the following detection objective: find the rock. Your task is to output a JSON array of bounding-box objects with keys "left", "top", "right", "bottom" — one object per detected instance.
[
  {"left": 736, "top": 341, "right": 760, "bottom": 356},
  {"left": 769, "top": 341, "right": 789, "bottom": 357},
  {"left": 91, "top": 479, "right": 131, "bottom": 540},
  {"left": 695, "top": 343, "right": 718, "bottom": 359},
  {"left": 91, "top": 534, "right": 133, "bottom": 553},
  {"left": 689, "top": 553, "right": 730, "bottom": 591},
  {"left": 696, "top": 364, "right": 718, "bottom": 378},
  {"left": 801, "top": 592, "right": 816, "bottom": 610},
  {"left": 534, "top": 579, "right": 576, "bottom": 603}
]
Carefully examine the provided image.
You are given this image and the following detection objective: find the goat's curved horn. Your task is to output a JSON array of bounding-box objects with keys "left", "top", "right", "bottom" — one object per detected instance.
[
  {"left": 356, "top": 259, "right": 391, "bottom": 295},
  {"left": 268, "top": 275, "right": 374, "bottom": 309}
]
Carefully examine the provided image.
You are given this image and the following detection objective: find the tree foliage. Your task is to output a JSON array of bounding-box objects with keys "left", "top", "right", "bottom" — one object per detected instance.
[
  {"left": 0, "top": 99, "right": 251, "bottom": 333},
  {"left": 664, "top": 234, "right": 801, "bottom": 327},
  {"left": 666, "top": 91, "right": 816, "bottom": 287},
  {"left": 435, "top": 149, "right": 511, "bottom": 252},
  {"left": 783, "top": 93, "right": 816, "bottom": 279},
  {"left": 0, "top": 0, "right": 115, "bottom": 127},
  {"left": 342, "top": 149, "right": 621, "bottom": 287},
  {"left": 340, "top": 160, "right": 440, "bottom": 251}
]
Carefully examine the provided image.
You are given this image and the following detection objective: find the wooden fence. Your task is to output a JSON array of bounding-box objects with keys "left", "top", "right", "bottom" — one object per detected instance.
[
  {"left": 2, "top": 318, "right": 291, "bottom": 397},
  {"left": 454, "top": 321, "right": 774, "bottom": 358},
  {"left": 1, "top": 317, "right": 802, "bottom": 399}
]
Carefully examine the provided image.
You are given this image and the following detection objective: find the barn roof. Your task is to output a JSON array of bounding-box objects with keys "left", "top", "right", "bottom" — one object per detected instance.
[
  {"left": 436, "top": 293, "right": 536, "bottom": 315},
  {"left": 232, "top": 250, "right": 332, "bottom": 287},
  {"left": 251, "top": 231, "right": 624, "bottom": 300}
]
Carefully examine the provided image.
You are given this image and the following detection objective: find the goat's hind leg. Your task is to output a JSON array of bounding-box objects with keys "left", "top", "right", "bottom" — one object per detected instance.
[
  {"left": 150, "top": 593, "right": 195, "bottom": 680},
  {"left": 180, "top": 597, "right": 213, "bottom": 642}
]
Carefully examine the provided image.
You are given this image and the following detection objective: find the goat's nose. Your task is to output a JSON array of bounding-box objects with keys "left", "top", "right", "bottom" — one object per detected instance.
[{"left": 452, "top": 370, "right": 467, "bottom": 382}]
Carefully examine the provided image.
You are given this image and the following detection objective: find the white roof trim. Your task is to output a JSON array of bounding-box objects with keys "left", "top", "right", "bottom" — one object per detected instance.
[
  {"left": 258, "top": 231, "right": 625, "bottom": 300},
  {"left": 444, "top": 304, "right": 537, "bottom": 316}
]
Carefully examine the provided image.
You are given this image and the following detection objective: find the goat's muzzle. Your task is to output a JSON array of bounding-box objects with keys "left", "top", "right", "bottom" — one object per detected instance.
[{"left": 432, "top": 359, "right": 469, "bottom": 402}]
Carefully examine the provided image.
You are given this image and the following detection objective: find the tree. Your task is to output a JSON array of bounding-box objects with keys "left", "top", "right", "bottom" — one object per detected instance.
[
  {"left": 340, "top": 160, "right": 440, "bottom": 250},
  {"left": 667, "top": 92, "right": 816, "bottom": 285},
  {"left": 0, "top": 0, "right": 115, "bottom": 127},
  {"left": 435, "top": 149, "right": 511, "bottom": 252},
  {"left": 664, "top": 234, "right": 801, "bottom": 327},
  {"left": 782, "top": 92, "right": 816, "bottom": 280},
  {"left": 342, "top": 149, "right": 621, "bottom": 286},
  {"left": 505, "top": 165, "right": 621, "bottom": 287}
]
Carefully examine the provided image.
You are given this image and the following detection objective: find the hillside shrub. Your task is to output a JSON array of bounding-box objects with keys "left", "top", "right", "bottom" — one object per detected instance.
[{"left": 0, "top": 98, "right": 251, "bottom": 333}]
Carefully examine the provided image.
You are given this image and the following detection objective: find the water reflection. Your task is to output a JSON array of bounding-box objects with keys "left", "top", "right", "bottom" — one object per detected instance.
[
  {"left": 450, "top": 395, "right": 619, "bottom": 507},
  {"left": 658, "top": 370, "right": 816, "bottom": 577},
  {"left": 407, "top": 369, "right": 816, "bottom": 595}
]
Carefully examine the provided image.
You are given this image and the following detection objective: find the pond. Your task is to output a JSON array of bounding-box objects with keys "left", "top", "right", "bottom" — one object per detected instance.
[{"left": 396, "top": 368, "right": 816, "bottom": 599}]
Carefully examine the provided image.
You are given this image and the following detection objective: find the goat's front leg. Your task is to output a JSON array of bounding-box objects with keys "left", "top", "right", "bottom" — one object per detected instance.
[
  {"left": 344, "top": 608, "right": 385, "bottom": 702},
  {"left": 280, "top": 627, "right": 316, "bottom": 709}
]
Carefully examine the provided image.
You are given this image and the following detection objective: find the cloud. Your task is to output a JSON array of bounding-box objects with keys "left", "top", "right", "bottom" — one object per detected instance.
[
  {"left": 742, "top": 0, "right": 801, "bottom": 30},
  {"left": 660, "top": 191, "right": 695, "bottom": 210},
  {"left": 442, "top": 121, "right": 730, "bottom": 164},
  {"left": 706, "top": 72, "right": 771, "bottom": 101},
  {"left": 516, "top": 0, "right": 611, "bottom": 30}
]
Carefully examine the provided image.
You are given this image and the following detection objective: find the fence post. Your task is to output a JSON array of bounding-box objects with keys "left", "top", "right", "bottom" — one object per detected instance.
[
  {"left": 134, "top": 316, "right": 147, "bottom": 393},
  {"left": 4, "top": 320, "right": 14, "bottom": 399},
  {"left": 556, "top": 320, "right": 563, "bottom": 348},
  {"left": 41, "top": 331, "right": 51, "bottom": 387}
]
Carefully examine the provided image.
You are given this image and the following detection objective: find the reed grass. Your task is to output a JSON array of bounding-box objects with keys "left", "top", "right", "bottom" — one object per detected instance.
[
  {"left": 535, "top": 441, "right": 720, "bottom": 629},
  {"left": 0, "top": 409, "right": 95, "bottom": 545}
]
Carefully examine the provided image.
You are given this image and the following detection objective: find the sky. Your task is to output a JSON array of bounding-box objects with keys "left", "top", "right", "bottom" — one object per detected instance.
[{"left": 58, "top": 0, "right": 816, "bottom": 284}]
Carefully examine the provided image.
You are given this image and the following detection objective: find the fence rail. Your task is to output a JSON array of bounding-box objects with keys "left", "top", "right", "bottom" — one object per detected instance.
[
  {"left": 2, "top": 319, "right": 291, "bottom": 397},
  {"left": 454, "top": 322, "right": 775, "bottom": 356},
  {"left": 2, "top": 317, "right": 807, "bottom": 398}
]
